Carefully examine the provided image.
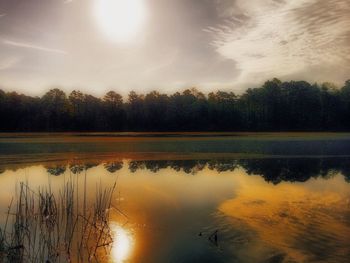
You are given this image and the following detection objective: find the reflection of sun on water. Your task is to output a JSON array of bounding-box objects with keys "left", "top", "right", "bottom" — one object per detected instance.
[{"left": 111, "top": 223, "right": 134, "bottom": 263}]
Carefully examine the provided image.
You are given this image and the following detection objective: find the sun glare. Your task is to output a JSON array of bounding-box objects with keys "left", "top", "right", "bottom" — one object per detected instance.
[
  {"left": 111, "top": 223, "right": 134, "bottom": 262},
  {"left": 94, "top": 0, "right": 147, "bottom": 43}
]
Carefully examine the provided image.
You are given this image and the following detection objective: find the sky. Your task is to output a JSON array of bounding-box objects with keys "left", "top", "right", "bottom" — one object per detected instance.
[{"left": 0, "top": 0, "right": 350, "bottom": 96}]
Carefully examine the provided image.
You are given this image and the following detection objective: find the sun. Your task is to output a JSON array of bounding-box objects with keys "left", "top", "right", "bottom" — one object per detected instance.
[{"left": 94, "top": 0, "right": 147, "bottom": 43}]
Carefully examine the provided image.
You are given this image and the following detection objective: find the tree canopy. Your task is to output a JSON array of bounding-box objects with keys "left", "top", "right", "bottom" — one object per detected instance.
[{"left": 1, "top": 78, "right": 350, "bottom": 131}]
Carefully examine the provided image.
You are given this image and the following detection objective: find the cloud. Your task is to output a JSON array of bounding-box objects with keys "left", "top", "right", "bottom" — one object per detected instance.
[
  {"left": 2, "top": 39, "right": 67, "bottom": 54},
  {"left": 0, "top": 13, "right": 6, "bottom": 18},
  {"left": 0, "top": 56, "right": 20, "bottom": 70},
  {"left": 141, "top": 49, "right": 179, "bottom": 77},
  {"left": 209, "top": 0, "right": 350, "bottom": 83}
]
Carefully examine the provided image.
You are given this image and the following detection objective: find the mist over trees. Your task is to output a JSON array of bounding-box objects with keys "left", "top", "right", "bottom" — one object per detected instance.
[{"left": 1, "top": 78, "right": 350, "bottom": 132}]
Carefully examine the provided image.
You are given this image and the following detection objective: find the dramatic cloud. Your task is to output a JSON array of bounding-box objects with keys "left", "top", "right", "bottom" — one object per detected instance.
[
  {"left": 0, "top": 0, "right": 349, "bottom": 95},
  {"left": 210, "top": 0, "right": 350, "bottom": 84}
]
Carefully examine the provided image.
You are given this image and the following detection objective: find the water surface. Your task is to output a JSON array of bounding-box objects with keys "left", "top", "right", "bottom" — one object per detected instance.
[{"left": 0, "top": 133, "right": 349, "bottom": 262}]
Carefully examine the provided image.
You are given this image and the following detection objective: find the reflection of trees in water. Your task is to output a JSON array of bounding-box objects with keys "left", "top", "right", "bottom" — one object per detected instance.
[
  {"left": 45, "top": 165, "right": 66, "bottom": 176},
  {"left": 207, "top": 160, "right": 238, "bottom": 173},
  {"left": 128, "top": 160, "right": 208, "bottom": 175},
  {"left": 339, "top": 165, "right": 350, "bottom": 183},
  {"left": 104, "top": 161, "right": 123, "bottom": 173},
  {"left": 43, "top": 158, "right": 350, "bottom": 184},
  {"left": 45, "top": 163, "right": 99, "bottom": 175},
  {"left": 69, "top": 164, "right": 86, "bottom": 174},
  {"left": 84, "top": 163, "right": 99, "bottom": 170},
  {"left": 169, "top": 160, "right": 206, "bottom": 174},
  {"left": 145, "top": 160, "right": 169, "bottom": 172},
  {"left": 239, "top": 158, "right": 350, "bottom": 184},
  {"left": 128, "top": 159, "right": 237, "bottom": 174},
  {"left": 129, "top": 161, "right": 145, "bottom": 173},
  {"left": 239, "top": 159, "right": 321, "bottom": 184},
  {"left": 342, "top": 172, "right": 350, "bottom": 183},
  {"left": 126, "top": 158, "right": 350, "bottom": 183},
  {"left": 69, "top": 162, "right": 99, "bottom": 174}
]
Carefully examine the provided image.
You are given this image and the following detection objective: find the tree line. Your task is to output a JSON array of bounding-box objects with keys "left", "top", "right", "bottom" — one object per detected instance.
[{"left": 1, "top": 78, "right": 350, "bottom": 131}]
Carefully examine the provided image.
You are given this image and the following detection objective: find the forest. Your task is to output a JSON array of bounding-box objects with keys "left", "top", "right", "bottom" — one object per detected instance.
[{"left": 1, "top": 78, "right": 350, "bottom": 131}]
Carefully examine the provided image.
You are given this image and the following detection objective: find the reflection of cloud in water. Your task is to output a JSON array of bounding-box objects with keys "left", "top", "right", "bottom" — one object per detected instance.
[
  {"left": 219, "top": 173, "right": 350, "bottom": 262},
  {"left": 0, "top": 161, "right": 349, "bottom": 262}
]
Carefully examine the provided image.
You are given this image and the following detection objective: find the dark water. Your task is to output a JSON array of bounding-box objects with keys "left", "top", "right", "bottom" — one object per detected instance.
[{"left": 0, "top": 133, "right": 350, "bottom": 262}]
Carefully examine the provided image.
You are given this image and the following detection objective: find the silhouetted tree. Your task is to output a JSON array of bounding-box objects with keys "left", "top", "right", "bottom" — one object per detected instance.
[
  {"left": 103, "top": 91, "right": 126, "bottom": 130},
  {"left": 41, "top": 88, "right": 70, "bottom": 131},
  {"left": 127, "top": 91, "right": 145, "bottom": 130},
  {"left": 69, "top": 90, "right": 85, "bottom": 130},
  {"left": 1, "top": 78, "right": 350, "bottom": 131},
  {"left": 144, "top": 91, "right": 169, "bottom": 130},
  {"left": 208, "top": 91, "right": 239, "bottom": 130},
  {"left": 340, "top": 80, "right": 350, "bottom": 130}
]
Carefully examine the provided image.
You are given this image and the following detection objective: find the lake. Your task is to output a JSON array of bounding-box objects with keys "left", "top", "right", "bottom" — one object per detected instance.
[{"left": 0, "top": 133, "right": 350, "bottom": 263}]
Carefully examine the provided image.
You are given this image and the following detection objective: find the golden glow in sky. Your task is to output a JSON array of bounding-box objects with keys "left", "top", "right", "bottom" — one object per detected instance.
[{"left": 94, "top": 0, "right": 147, "bottom": 43}]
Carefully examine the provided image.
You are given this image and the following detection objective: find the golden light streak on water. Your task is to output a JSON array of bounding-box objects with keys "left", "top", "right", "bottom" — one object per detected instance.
[{"left": 110, "top": 223, "right": 134, "bottom": 263}]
